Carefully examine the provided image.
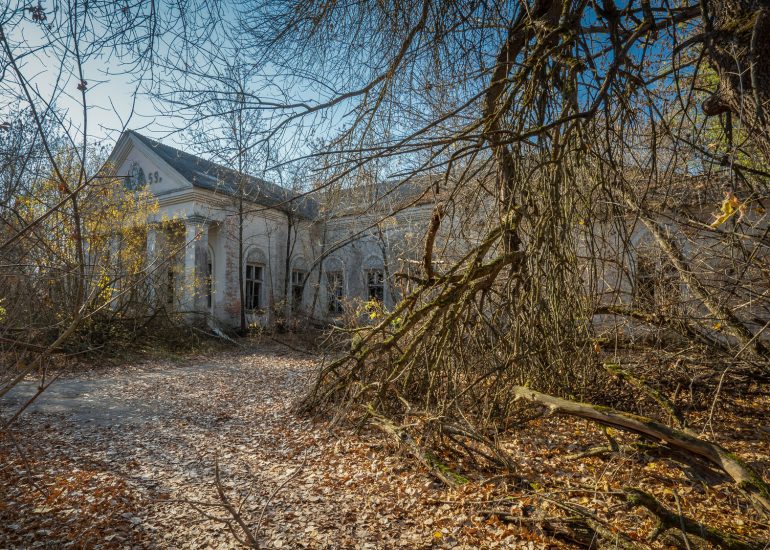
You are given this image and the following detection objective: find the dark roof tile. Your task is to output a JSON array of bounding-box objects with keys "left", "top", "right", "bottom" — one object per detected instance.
[{"left": 128, "top": 131, "right": 317, "bottom": 218}]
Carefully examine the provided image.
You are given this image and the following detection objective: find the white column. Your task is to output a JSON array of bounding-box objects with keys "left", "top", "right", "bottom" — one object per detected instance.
[
  {"left": 182, "top": 218, "right": 209, "bottom": 316},
  {"left": 146, "top": 224, "right": 159, "bottom": 307}
]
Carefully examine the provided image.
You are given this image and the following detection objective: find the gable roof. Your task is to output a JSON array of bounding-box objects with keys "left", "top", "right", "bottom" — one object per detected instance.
[{"left": 126, "top": 130, "right": 317, "bottom": 219}]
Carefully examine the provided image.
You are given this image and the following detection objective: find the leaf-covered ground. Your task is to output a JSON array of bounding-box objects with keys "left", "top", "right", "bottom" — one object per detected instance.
[{"left": 1, "top": 343, "right": 768, "bottom": 548}]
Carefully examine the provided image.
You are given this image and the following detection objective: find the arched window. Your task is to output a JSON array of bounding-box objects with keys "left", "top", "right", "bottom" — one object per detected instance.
[
  {"left": 633, "top": 244, "right": 679, "bottom": 313},
  {"left": 363, "top": 255, "right": 385, "bottom": 303},
  {"left": 124, "top": 161, "right": 146, "bottom": 190},
  {"left": 325, "top": 258, "right": 345, "bottom": 314}
]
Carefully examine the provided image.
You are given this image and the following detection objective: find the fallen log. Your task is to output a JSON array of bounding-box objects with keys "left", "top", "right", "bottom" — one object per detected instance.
[
  {"left": 479, "top": 510, "right": 617, "bottom": 548},
  {"left": 512, "top": 386, "right": 770, "bottom": 515},
  {"left": 481, "top": 501, "right": 646, "bottom": 550},
  {"left": 603, "top": 361, "right": 686, "bottom": 428},
  {"left": 624, "top": 488, "right": 765, "bottom": 550}
]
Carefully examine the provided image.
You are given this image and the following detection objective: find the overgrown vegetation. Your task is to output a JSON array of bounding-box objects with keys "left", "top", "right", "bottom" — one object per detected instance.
[
  {"left": 267, "top": 1, "right": 770, "bottom": 545},
  {"left": 2, "top": 0, "right": 770, "bottom": 547}
]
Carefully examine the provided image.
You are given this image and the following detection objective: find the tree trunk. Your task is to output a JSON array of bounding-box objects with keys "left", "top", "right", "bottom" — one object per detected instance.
[
  {"left": 702, "top": 1, "right": 770, "bottom": 161},
  {"left": 239, "top": 194, "right": 246, "bottom": 333},
  {"left": 482, "top": 0, "right": 561, "bottom": 258}
]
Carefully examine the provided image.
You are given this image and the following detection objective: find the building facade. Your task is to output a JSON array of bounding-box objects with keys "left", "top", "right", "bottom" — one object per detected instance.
[
  {"left": 108, "top": 131, "right": 770, "bottom": 351},
  {"left": 107, "top": 131, "right": 433, "bottom": 328}
]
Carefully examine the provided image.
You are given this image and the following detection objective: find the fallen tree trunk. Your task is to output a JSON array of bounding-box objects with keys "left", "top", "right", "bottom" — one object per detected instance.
[
  {"left": 512, "top": 386, "right": 770, "bottom": 515},
  {"left": 624, "top": 487, "right": 765, "bottom": 550},
  {"left": 602, "top": 361, "right": 686, "bottom": 429},
  {"left": 480, "top": 507, "right": 644, "bottom": 550}
]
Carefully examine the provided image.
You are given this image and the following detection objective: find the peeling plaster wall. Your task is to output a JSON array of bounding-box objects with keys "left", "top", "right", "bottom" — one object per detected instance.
[{"left": 319, "top": 205, "right": 435, "bottom": 318}]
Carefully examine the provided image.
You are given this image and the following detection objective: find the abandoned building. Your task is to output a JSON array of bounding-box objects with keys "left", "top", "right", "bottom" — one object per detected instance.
[
  {"left": 107, "top": 131, "right": 770, "bottom": 351},
  {"left": 107, "top": 130, "right": 435, "bottom": 328}
]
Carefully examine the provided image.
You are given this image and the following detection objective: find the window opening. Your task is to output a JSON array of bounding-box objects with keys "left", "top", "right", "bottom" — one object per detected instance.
[
  {"left": 206, "top": 262, "right": 213, "bottom": 309},
  {"left": 245, "top": 263, "right": 263, "bottom": 310},
  {"left": 366, "top": 269, "right": 384, "bottom": 302},
  {"left": 327, "top": 271, "right": 344, "bottom": 314},
  {"left": 166, "top": 269, "right": 175, "bottom": 305},
  {"left": 291, "top": 270, "right": 305, "bottom": 311}
]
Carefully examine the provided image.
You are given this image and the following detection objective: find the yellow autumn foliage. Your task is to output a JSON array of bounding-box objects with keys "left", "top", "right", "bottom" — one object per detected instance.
[
  {"left": 9, "top": 148, "right": 159, "bottom": 319},
  {"left": 709, "top": 192, "right": 746, "bottom": 229}
]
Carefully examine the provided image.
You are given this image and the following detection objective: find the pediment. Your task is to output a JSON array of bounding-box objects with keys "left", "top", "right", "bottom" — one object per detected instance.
[{"left": 108, "top": 132, "right": 192, "bottom": 196}]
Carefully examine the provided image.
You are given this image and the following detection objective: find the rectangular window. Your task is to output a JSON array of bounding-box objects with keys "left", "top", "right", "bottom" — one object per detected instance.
[
  {"left": 366, "top": 269, "right": 384, "bottom": 302},
  {"left": 291, "top": 270, "right": 305, "bottom": 311},
  {"left": 326, "top": 271, "right": 344, "bottom": 314},
  {"left": 637, "top": 256, "right": 679, "bottom": 315},
  {"left": 245, "top": 263, "right": 263, "bottom": 310}
]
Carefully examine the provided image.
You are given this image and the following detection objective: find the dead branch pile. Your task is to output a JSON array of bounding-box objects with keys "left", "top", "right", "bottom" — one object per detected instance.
[{"left": 290, "top": 2, "right": 770, "bottom": 538}]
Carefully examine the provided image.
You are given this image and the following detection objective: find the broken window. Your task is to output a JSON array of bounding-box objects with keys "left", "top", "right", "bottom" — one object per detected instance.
[
  {"left": 366, "top": 269, "right": 384, "bottom": 302},
  {"left": 326, "top": 271, "right": 344, "bottom": 314},
  {"left": 245, "top": 264, "right": 263, "bottom": 310},
  {"left": 633, "top": 249, "right": 679, "bottom": 313},
  {"left": 291, "top": 270, "right": 305, "bottom": 311},
  {"left": 634, "top": 254, "right": 656, "bottom": 311},
  {"left": 166, "top": 269, "right": 175, "bottom": 305}
]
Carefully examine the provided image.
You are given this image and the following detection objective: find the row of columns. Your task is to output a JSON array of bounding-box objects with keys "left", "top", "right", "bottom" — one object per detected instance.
[{"left": 146, "top": 217, "right": 211, "bottom": 320}]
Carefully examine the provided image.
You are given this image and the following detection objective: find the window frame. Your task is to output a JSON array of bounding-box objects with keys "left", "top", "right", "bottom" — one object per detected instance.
[
  {"left": 244, "top": 263, "right": 263, "bottom": 311},
  {"left": 633, "top": 249, "right": 680, "bottom": 313},
  {"left": 633, "top": 254, "right": 656, "bottom": 311},
  {"left": 291, "top": 269, "right": 306, "bottom": 311},
  {"left": 166, "top": 269, "right": 175, "bottom": 305},
  {"left": 206, "top": 261, "right": 213, "bottom": 309},
  {"left": 366, "top": 268, "right": 385, "bottom": 303},
  {"left": 326, "top": 271, "right": 344, "bottom": 314}
]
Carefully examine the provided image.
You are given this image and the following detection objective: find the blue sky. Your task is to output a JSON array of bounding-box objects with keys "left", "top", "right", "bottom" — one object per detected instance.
[
  {"left": 0, "top": 1, "right": 232, "bottom": 151},
  {"left": 2, "top": 0, "right": 701, "bottom": 181}
]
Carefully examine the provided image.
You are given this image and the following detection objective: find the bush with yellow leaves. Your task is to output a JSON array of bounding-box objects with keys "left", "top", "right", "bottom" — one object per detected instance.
[{"left": 1, "top": 147, "right": 160, "bottom": 351}]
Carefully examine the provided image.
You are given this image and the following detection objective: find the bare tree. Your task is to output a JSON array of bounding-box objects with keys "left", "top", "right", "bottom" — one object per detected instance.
[
  {"left": 162, "top": 43, "right": 268, "bottom": 332},
  {"left": 176, "top": 0, "right": 770, "bottom": 525},
  {"left": 0, "top": 0, "right": 223, "bottom": 414}
]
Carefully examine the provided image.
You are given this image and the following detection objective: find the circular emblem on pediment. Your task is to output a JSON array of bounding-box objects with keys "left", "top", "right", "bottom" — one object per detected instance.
[{"left": 125, "top": 161, "right": 146, "bottom": 190}]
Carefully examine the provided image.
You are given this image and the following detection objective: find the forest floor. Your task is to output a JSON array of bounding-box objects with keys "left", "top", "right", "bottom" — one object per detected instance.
[{"left": 0, "top": 342, "right": 768, "bottom": 549}]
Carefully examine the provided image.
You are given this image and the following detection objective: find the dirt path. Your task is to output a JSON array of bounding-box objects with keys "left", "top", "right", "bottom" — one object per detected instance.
[{"left": 0, "top": 346, "right": 526, "bottom": 549}]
